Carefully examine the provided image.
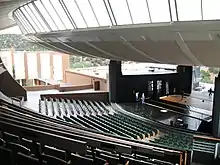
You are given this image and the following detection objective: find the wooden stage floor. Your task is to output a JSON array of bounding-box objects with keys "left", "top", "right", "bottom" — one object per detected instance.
[{"left": 160, "top": 91, "right": 213, "bottom": 112}]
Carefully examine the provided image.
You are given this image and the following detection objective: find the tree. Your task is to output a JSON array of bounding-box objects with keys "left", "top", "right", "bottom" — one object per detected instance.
[
  {"left": 208, "top": 67, "right": 220, "bottom": 75},
  {"left": 0, "top": 34, "right": 48, "bottom": 51},
  {"left": 201, "top": 70, "right": 212, "bottom": 84},
  {"left": 0, "top": 34, "right": 110, "bottom": 69},
  {"left": 69, "top": 56, "right": 109, "bottom": 69}
]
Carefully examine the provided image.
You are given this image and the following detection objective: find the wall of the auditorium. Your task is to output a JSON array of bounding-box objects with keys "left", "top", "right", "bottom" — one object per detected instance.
[
  {"left": 0, "top": 57, "right": 27, "bottom": 100},
  {"left": 64, "top": 70, "right": 108, "bottom": 91},
  {"left": 0, "top": 49, "right": 69, "bottom": 85}
]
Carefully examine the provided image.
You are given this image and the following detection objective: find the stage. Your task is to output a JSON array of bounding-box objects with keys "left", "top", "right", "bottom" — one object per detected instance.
[{"left": 160, "top": 91, "right": 213, "bottom": 112}]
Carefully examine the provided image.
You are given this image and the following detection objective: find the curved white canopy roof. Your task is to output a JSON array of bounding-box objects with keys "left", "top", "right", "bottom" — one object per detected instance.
[
  {"left": 13, "top": 0, "right": 220, "bottom": 33},
  {"left": 0, "top": 0, "right": 30, "bottom": 30},
  {"left": 11, "top": 0, "right": 220, "bottom": 67}
]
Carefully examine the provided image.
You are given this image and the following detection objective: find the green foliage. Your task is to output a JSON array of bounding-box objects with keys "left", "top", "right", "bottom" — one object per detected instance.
[
  {"left": 201, "top": 70, "right": 212, "bottom": 84},
  {"left": 0, "top": 34, "right": 48, "bottom": 51},
  {"left": 71, "top": 62, "right": 93, "bottom": 68},
  {"left": 69, "top": 56, "right": 109, "bottom": 69},
  {"left": 208, "top": 67, "right": 220, "bottom": 75},
  {"left": 0, "top": 34, "right": 109, "bottom": 68}
]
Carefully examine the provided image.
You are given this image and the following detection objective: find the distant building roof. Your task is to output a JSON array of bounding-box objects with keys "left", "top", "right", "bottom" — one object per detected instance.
[{"left": 67, "top": 63, "right": 176, "bottom": 80}]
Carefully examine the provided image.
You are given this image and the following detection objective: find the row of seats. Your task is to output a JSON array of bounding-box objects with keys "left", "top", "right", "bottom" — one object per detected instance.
[
  {"left": 192, "top": 137, "right": 220, "bottom": 165},
  {"left": 39, "top": 98, "right": 193, "bottom": 151},
  {"left": 0, "top": 98, "right": 184, "bottom": 165},
  {"left": 0, "top": 131, "right": 132, "bottom": 165}
]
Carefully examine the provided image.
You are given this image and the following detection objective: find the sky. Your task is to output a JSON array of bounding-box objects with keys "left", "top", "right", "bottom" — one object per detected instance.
[
  {"left": 0, "top": 26, "right": 21, "bottom": 35},
  {"left": 12, "top": 0, "right": 220, "bottom": 34}
]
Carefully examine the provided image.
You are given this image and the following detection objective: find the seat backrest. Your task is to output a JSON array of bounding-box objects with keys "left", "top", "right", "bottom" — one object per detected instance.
[
  {"left": 71, "top": 153, "right": 94, "bottom": 165},
  {"left": 6, "top": 142, "right": 31, "bottom": 155},
  {"left": 43, "top": 145, "right": 66, "bottom": 160},
  {"left": 3, "top": 132, "right": 20, "bottom": 143},
  {"left": 100, "top": 153, "right": 120, "bottom": 165},
  {"left": 192, "top": 150, "right": 214, "bottom": 165},
  {"left": 214, "top": 143, "right": 220, "bottom": 165},
  {"left": 0, "top": 138, "right": 5, "bottom": 146},
  {"left": 94, "top": 157, "right": 106, "bottom": 165},
  {"left": 0, "top": 146, "right": 13, "bottom": 165},
  {"left": 20, "top": 138, "right": 40, "bottom": 156},
  {"left": 128, "top": 158, "right": 154, "bottom": 165},
  {"left": 17, "top": 152, "right": 40, "bottom": 165},
  {"left": 0, "top": 131, "right": 3, "bottom": 138},
  {"left": 20, "top": 138, "right": 32, "bottom": 149},
  {"left": 41, "top": 154, "right": 67, "bottom": 165}
]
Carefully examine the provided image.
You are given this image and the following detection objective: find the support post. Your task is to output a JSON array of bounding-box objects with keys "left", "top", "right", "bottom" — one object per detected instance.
[
  {"left": 177, "top": 65, "right": 192, "bottom": 95},
  {"left": 109, "top": 60, "right": 122, "bottom": 103},
  {"left": 212, "top": 76, "right": 220, "bottom": 137},
  {"left": 153, "top": 80, "right": 157, "bottom": 99}
]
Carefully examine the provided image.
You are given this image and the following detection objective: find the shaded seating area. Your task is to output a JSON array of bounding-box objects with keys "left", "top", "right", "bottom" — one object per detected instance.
[
  {"left": 0, "top": 97, "right": 186, "bottom": 165},
  {"left": 1, "top": 92, "right": 220, "bottom": 164},
  {"left": 39, "top": 97, "right": 193, "bottom": 151}
]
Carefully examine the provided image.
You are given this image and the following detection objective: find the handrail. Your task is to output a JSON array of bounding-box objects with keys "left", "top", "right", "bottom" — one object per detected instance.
[
  {"left": 11, "top": 96, "right": 24, "bottom": 107},
  {"left": 194, "top": 135, "right": 220, "bottom": 142}
]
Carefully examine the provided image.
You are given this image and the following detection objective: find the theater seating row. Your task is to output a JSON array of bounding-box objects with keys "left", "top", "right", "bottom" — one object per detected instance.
[
  {"left": 0, "top": 131, "right": 153, "bottom": 165},
  {"left": 192, "top": 136, "right": 220, "bottom": 165},
  {"left": 39, "top": 98, "right": 193, "bottom": 151},
  {"left": 0, "top": 98, "right": 184, "bottom": 165}
]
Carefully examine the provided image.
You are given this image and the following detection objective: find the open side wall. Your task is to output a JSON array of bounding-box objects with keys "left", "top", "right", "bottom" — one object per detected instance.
[
  {"left": 109, "top": 60, "right": 192, "bottom": 103},
  {"left": 0, "top": 58, "right": 27, "bottom": 100}
]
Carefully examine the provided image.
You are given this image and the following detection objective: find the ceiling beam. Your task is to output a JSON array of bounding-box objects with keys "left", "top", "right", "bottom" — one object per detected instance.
[
  {"left": 175, "top": 32, "right": 202, "bottom": 66},
  {"left": 55, "top": 38, "right": 98, "bottom": 58},
  {"left": 85, "top": 41, "right": 126, "bottom": 61},
  {"left": 120, "top": 36, "right": 161, "bottom": 63}
]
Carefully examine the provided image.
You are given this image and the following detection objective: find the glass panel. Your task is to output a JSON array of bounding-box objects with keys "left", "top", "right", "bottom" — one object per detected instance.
[
  {"left": 40, "top": 53, "right": 50, "bottom": 79},
  {"left": 148, "top": 0, "right": 170, "bottom": 22},
  {"left": 203, "top": 0, "right": 220, "bottom": 20},
  {"left": 28, "top": 3, "right": 50, "bottom": 32},
  {"left": 169, "top": 0, "right": 177, "bottom": 21},
  {"left": 34, "top": 0, "right": 58, "bottom": 31},
  {"left": 23, "top": 5, "right": 44, "bottom": 32},
  {"left": 13, "top": 12, "right": 28, "bottom": 34},
  {"left": 41, "top": 0, "right": 66, "bottom": 30},
  {"left": 63, "top": 0, "right": 87, "bottom": 28},
  {"left": 127, "top": 0, "right": 151, "bottom": 24},
  {"left": 75, "top": 0, "right": 99, "bottom": 27},
  {"left": 16, "top": 10, "right": 34, "bottom": 33},
  {"left": 27, "top": 53, "right": 38, "bottom": 79},
  {"left": 14, "top": 52, "right": 25, "bottom": 79},
  {"left": 53, "top": 54, "right": 63, "bottom": 80},
  {"left": 88, "top": 0, "right": 111, "bottom": 26},
  {"left": 20, "top": 7, "right": 39, "bottom": 32},
  {"left": 103, "top": 0, "right": 116, "bottom": 25},
  {"left": 109, "top": 0, "right": 132, "bottom": 25},
  {"left": 50, "top": 0, "right": 74, "bottom": 29},
  {"left": 176, "top": 0, "right": 202, "bottom": 21}
]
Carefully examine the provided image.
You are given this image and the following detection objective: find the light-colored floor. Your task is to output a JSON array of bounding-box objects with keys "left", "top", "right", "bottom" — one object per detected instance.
[
  {"left": 161, "top": 91, "right": 213, "bottom": 111},
  {"left": 190, "top": 90, "right": 214, "bottom": 102},
  {"left": 23, "top": 89, "right": 97, "bottom": 112}
]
